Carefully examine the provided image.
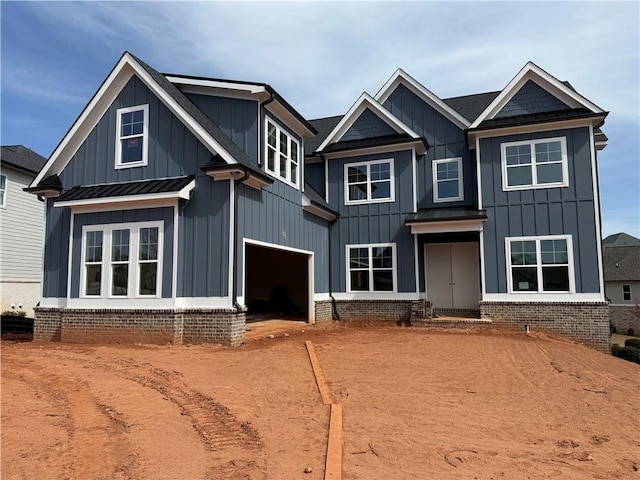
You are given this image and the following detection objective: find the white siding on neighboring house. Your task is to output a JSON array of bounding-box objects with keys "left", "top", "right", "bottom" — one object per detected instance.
[
  {"left": 0, "top": 165, "right": 44, "bottom": 315},
  {"left": 606, "top": 280, "right": 640, "bottom": 305}
]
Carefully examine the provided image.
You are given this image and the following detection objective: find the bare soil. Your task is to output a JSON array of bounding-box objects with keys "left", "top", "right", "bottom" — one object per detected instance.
[{"left": 2, "top": 323, "right": 639, "bottom": 480}]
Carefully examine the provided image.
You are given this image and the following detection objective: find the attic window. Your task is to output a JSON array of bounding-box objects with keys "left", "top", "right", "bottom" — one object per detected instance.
[{"left": 116, "top": 105, "right": 149, "bottom": 169}]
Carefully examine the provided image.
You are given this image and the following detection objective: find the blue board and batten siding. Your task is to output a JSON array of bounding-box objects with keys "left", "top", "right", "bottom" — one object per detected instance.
[
  {"left": 185, "top": 93, "right": 259, "bottom": 163},
  {"left": 341, "top": 108, "right": 396, "bottom": 141},
  {"left": 44, "top": 74, "right": 234, "bottom": 300},
  {"left": 383, "top": 84, "right": 477, "bottom": 209},
  {"left": 495, "top": 80, "right": 570, "bottom": 118},
  {"left": 480, "top": 127, "right": 600, "bottom": 293},
  {"left": 327, "top": 150, "right": 416, "bottom": 293}
]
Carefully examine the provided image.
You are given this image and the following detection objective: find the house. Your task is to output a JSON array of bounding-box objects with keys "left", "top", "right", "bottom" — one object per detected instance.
[
  {"left": 603, "top": 233, "right": 640, "bottom": 335},
  {"left": 28, "top": 52, "right": 610, "bottom": 351},
  {"left": 1, "top": 145, "right": 47, "bottom": 317}
]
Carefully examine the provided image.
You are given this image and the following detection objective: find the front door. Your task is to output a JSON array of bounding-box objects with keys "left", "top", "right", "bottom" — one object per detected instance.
[{"left": 425, "top": 243, "right": 480, "bottom": 309}]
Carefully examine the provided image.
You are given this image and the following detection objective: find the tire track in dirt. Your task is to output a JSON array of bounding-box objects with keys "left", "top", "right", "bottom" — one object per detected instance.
[{"left": 46, "top": 350, "right": 266, "bottom": 479}]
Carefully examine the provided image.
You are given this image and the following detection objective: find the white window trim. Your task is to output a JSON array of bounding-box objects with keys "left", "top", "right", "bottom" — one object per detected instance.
[
  {"left": 115, "top": 104, "right": 149, "bottom": 169},
  {"left": 505, "top": 235, "right": 575, "bottom": 294},
  {"left": 0, "top": 174, "right": 6, "bottom": 207},
  {"left": 264, "top": 117, "right": 300, "bottom": 189},
  {"left": 432, "top": 157, "right": 464, "bottom": 203},
  {"left": 346, "top": 243, "right": 397, "bottom": 293},
  {"left": 344, "top": 158, "right": 395, "bottom": 206},
  {"left": 80, "top": 221, "right": 163, "bottom": 299},
  {"left": 501, "top": 137, "right": 568, "bottom": 191}
]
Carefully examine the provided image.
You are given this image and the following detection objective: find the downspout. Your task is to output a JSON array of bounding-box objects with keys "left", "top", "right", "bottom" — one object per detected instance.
[
  {"left": 328, "top": 215, "right": 340, "bottom": 321},
  {"left": 232, "top": 170, "right": 251, "bottom": 312},
  {"left": 257, "top": 89, "right": 275, "bottom": 167}
]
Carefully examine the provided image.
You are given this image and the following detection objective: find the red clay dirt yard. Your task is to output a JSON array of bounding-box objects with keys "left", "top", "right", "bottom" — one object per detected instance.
[{"left": 2, "top": 323, "right": 639, "bottom": 480}]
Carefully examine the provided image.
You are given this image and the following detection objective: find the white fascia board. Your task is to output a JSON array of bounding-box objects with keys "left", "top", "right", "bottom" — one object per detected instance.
[
  {"left": 467, "top": 117, "right": 605, "bottom": 147},
  {"left": 374, "top": 68, "right": 470, "bottom": 130},
  {"left": 408, "top": 218, "right": 485, "bottom": 235},
  {"left": 32, "top": 54, "right": 240, "bottom": 189},
  {"left": 264, "top": 102, "right": 316, "bottom": 138},
  {"left": 302, "top": 194, "right": 336, "bottom": 221},
  {"left": 54, "top": 192, "right": 185, "bottom": 211},
  {"left": 322, "top": 139, "right": 427, "bottom": 159},
  {"left": 470, "top": 62, "right": 605, "bottom": 129},
  {"left": 316, "top": 92, "right": 420, "bottom": 153},
  {"left": 165, "top": 75, "right": 268, "bottom": 94}
]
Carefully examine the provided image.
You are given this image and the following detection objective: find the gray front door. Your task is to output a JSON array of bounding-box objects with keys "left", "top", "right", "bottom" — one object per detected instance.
[{"left": 425, "top": 243, "right": 480, "bottom": 309}]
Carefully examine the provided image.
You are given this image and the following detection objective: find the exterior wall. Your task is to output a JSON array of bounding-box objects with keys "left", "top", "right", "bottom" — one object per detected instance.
[
  {"left": 333, "top": 300, "right": 413, "bottom": 322},
  {"left": 480, "top": 301, "right": 610, "bottom": 352},
  {"left": 480, "top": 127, "right": 600, "bottom": 294},
  {"left": 305, "top": 161, "right": 325, "bottom": 197},
  {"left": 341, "top": 108, "right": 396, "bottom": 141},
  {"left": 495, "top": 80, "right": 570, "bottom": 118},
  {"left": 60, "top": 75, "right": 209, "bottom": 187},
  {"left": 0, "top": 165, "right": 44, "bottom": 315},
  {"left": 327, "top": 150, "right": 416, "bottom": 294},
  {"left": 314, "top": 300, "right": 333, "bottom": 323},
  {"left": 185, "top": 93, "right": 259, "bottom": 163},
  {"left": 383, "top": 83, "right": 476, "bottom": 209},
  {"left": 609, "top": 306, "right": 640, "bottom": 335},
  {"left": 42, "top": 198, "right": 71, "bottom": 298},
  {"left": 33, "top": 307, "right": 246, "bottom": 346},
  {"left": 605, "top": 280, "right": 640, "bottom": 305}
]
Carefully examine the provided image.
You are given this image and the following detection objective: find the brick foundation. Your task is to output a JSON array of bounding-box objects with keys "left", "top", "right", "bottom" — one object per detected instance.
[
  {"left": 314, "top": 300, "right": 333, "bottom": 323},
  {"left": 480, "top": 301, "right": 610, "bottom": 352},
  {"left": 33, "top": 307, "right": 246, "bottom": 346},
  {"left": 333, "top": 300, "right": 415, "bottom": 323},
  {"left": 433, "top": 308, "right": 481, "bottom": 319}
]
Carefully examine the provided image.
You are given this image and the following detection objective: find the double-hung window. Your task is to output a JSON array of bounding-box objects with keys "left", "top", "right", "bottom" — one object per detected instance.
[
  {"left": 82, "top": 222, "right": 162, "bottom": 298},
  {"left": 433, "top": 157, "right": 463, "bottom": 202},
  {"left": 501, "top": 137, "right": 568, "bottom": 190},
  {"left": 623, "top": 285, "right": 631, "bottom": 301},
  {"left": 347, "top": 243, "right": 396, "bottom": 292},
  {"left": 265, "top": 118, "right": 299, "bottom": 187},
  {"left": 116, "top": 104, "right": 149, "bottom": 168},
  {"left": 506, "top": 235, "right": 574, "bottom": 293},
  {"left": 0, "top": 174, "right": 6, "bottom": 207},
  {"left": 345, "top": 159, "right": 394, "bottom": 205}
]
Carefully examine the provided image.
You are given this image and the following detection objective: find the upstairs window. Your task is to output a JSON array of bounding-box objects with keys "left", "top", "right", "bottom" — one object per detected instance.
[
  {"left": 266, "top": 118, "right": 299, "bottom": 187},
  {"left": 506, "top": 235, "right": 574, "bottom": 293},
  {"left": 623, "top": 284, "right": 631, "bottom": 301},
  {"left": 347, "top": 243, "right": 396, "bottom": 292},
  {"left": 433, "top": 157, "right": 463, "bottom": 203},
  {"left": 0, "top": 174, "right": 6, "bottom": 207},
  {"left": 344, "top": 159, "right": 394, "bottom": 205},
  {"left": 501, "top": 137, "right": 568, "bottom": 191},
  {"left": 116, "top": 105, "right": 149, "bottom": 169}
]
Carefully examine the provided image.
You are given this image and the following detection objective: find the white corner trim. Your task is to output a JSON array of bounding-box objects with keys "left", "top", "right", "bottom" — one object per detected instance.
[
  {"left": 411, "top": 149, "right": 417, "bottom": 213},
  {"left": 316, "top": 92, "right": 420, "bottom": 152},
  {"left": 470, "top": 62, "right": 604, "bottom": 129},
  {"left": 589, "top": 125, "right": 606, "bottom": 300},
  {"left": 374, "top": 68, "right": 470, "bottom": 130},
  {"left": 475, "top": 136, "right": 483, "bottom": 209},
  {"left": 228, "top": 179, "right": 235, "bottom": 301}
]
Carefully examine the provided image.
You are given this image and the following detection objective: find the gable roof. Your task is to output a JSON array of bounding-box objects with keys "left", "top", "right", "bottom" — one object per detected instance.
[
  {"left": 316, "top": 92, "right": 422, "bottom": 153},
  {"left": 442, "top": 91, "right": 500, "bottom": 123},
  {"left": 30, "top": 52, "right": 271, "bottom": 190},
  {"left": 470, "top": 62, "right": 605, "bottom": 129},
  {"left": 603, "top": 232, "right": 640, "bottom": 247},
  {"left": 1, "top": 145, "right": 47, "bottom": 175},
  {"left": 374, "top": 68, "right": 471, "bottom": 130},
  {"left": 305, "top": 116, "right": 343, "bottom": 156},
  {"left": 603, "top": 245, "right": 640, "bottom": 282}
]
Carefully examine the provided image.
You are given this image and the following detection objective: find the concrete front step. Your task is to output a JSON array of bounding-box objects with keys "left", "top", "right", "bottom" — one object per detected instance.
[{"left": 412, "top": 317, "right": 493, "bottom": 328}]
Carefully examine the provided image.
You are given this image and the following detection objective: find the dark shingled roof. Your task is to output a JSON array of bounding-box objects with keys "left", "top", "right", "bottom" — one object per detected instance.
[
  {"left": 305, "top": 115, "right": 343, "bottom": 155},
  {"left": 472, "top": 108, "right": 603, "bottom": 131},
  {"left": 1, "top": 145, "right": 47, "bottom": 175},
  {"left": 56, "top": 176, "right": 194, "bottom": 203},
  {"left": 603, "top": 233, "right": 640, "bottom": 247},
  {"left": 603, "top": 245, "right": 640, "bottom": 282},
  {"left": 442, "top": 91, "right": 501, "bottom": 123},
  {"left": 129, "top": 53, "right": 266, "bottom": 179},
  {"left": 304, "top": 183, "right": 335, "bottom": 214},
  {"left": 405, "top": 207, "right": 487, "bottom": 224}
]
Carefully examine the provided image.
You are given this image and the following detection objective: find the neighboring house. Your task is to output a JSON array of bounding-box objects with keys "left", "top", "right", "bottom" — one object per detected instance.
[
  {"left": 28, "top": 52, "right": 610, "bottom": 351},
  {"left": 1, "top": 145, "right": 47, "bottom": 317},
  {"left": 603, "top": 233, "right": 640, "bottom": 334}
]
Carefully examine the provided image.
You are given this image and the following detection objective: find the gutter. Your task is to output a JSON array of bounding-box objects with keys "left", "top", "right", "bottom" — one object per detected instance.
[{"left": 257, "top": 91, "right": 275, "bottom": 167}]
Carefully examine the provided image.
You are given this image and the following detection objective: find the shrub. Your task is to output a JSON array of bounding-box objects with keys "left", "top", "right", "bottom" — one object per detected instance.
[
  {"left": 628, "top": 328, "right": 635, "bottom": 336},
  {"left": 1, "top": 310, "right": 26, "bottom": 317},
  {"left": 612, "top": 345, "right": 640, "bottom": 365},
  {"left": 624, "top": 338, "right": 640, "bottom": 349}
]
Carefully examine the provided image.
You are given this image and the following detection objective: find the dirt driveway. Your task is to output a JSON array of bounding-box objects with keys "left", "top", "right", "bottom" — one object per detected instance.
[{"left": 2, "top": 323, "right": 639, "bottom": 479}]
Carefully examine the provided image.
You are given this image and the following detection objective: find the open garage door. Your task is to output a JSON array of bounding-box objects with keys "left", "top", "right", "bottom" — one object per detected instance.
[{"left": 244, "top": 242, "right": 312, "bottom": 323}]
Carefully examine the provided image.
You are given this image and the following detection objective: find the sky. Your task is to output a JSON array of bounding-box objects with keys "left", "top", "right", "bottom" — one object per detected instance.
[{"left": 1, "top": 1, "right": 638, "bottom": 238}]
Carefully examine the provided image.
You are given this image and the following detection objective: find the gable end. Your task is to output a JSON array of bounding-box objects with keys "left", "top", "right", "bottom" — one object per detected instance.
[{"left": 495, "top": 79, "right": 571, "bottom": 119}]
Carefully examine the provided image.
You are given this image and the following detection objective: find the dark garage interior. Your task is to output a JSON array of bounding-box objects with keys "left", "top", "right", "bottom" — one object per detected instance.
[{"left": 245, "top": 243, "right": 309, "bottom": 322}]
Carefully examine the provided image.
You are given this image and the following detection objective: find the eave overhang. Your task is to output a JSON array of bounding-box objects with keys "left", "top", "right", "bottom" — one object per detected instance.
[
  {"left": 405, "top": 208, "right": 487, "bottom": 235},
  {"left": 201, "top": 163, "right": 273, "bottom": 190}
]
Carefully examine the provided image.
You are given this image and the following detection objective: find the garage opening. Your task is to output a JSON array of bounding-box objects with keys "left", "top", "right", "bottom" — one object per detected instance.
[{"left": 244, "top": 242, "right": 311, "bottom": 324}]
